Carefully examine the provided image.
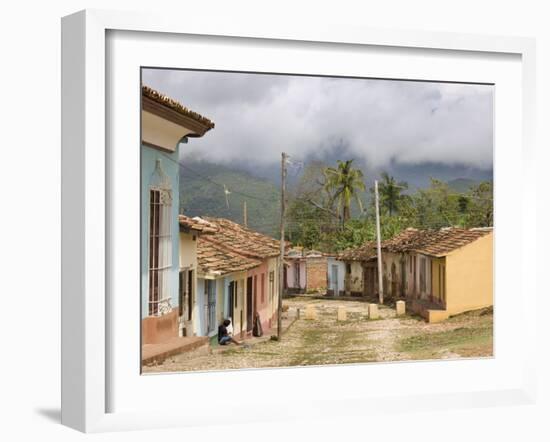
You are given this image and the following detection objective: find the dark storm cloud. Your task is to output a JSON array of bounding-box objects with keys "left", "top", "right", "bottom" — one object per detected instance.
[{"left": 142, "top": 69, "right": 493, "bottom": 169}]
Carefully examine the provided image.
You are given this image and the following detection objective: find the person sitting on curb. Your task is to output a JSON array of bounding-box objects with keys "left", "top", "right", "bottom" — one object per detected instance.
[{"left": 218, "top": 319, "right": 241, "bottom": 345}]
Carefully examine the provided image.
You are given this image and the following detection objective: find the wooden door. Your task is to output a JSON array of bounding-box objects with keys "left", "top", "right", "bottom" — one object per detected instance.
[
  {"left": 246, "top": 277, "right": 253, "bottom": 331},
  {"left": 187, "top": 270, "right": 193, "bottom": 320},
  {"left": 228, "top": 281, "right": 235, "bottom": 324},
  {"left": 391, "top": 263, "right": 398, "bottom": 298}
]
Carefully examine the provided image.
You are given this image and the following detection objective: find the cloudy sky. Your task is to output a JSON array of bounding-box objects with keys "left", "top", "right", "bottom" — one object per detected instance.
[{"left": 142, "top": 68, "right": 493, "bottom": 172}]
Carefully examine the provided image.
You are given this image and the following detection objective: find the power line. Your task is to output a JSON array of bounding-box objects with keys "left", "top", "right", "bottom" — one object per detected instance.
[{"left": 157, "top": 151, "right": 279, "bottom": 203}]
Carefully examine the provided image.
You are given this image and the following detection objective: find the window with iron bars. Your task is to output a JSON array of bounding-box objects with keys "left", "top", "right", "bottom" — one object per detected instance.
[{"left": 148, "top": 187, "right": 173, "bottom": 316}]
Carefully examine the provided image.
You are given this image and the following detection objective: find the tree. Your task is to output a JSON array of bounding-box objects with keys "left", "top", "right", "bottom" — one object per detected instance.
[
  {"left": 287, "top": 162, "right": 337, "bottom": 249},
  {"left": 323, "top": 160, "right": 366, "bottom": 225},
  {"left": 465, "top": 181, "right": 493, "bottom": 227},
  {"left": 287, "top": 198, "right": 330, "bottom": 249},
  {"left": 377, "top": 172, "right": 408, "bottom": 216},
  {"left": 411, "top": 178, "right": 461, "bottom": 229},
  {"left": 458, "top": 195, "right": 470, "bottom": 214}
]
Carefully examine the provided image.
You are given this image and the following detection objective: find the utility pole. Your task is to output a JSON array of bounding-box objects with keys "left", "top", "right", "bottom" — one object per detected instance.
[
  {"left": 375, "top": 180, "right": 384, "bottom": 304},
  {"left": 278, "top": 152, "right": 288, "bottom": 339},
  {"left": 243, "top": 200, "right": 248, "bottom": 227},
  {"left": 223, "top": 184, "right": 230, "bottom": 209}
]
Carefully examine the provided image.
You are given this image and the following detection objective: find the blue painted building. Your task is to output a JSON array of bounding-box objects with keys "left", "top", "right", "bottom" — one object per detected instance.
[
  {"left": 140, "top": 148, "right": 180, "bottom": 318},
  {"left": 140, "top": 86, "right": 214, "bottom": 344}
]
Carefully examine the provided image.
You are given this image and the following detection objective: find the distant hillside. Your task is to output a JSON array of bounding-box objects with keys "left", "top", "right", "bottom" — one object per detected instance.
[
  {"left": 447, "top": 178, "right": 481, "bottom": 193},
  {"left": 179, "top": 160, "right": 280, "bottom": 237},
  {"left": 178, "top": 159, "right": 492, "bottom": 237}
]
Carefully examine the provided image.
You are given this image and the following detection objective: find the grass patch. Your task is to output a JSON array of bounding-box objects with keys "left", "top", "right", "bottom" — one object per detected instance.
[
  {"left": 397, "top": 321, "right": 493, "bottom": 360},
  {"left": 287, "top": 322, "right": 373, "bottom": 366}
]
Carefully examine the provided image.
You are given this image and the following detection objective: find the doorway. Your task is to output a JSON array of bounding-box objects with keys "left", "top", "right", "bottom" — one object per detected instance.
[
  {"left": 294, "top": 262, "right": 300, "bottom": 288},
  {"left": 246, "top": 276, "right": 253, "bottom": 332},
  {"left": 331, "top": 264, "right": 339, "bottom": 295},
  {"left": 228, "top": 281, "right": 236, "bottom": 325},
  {"left": 391, "top": 263, "right": 398, "bottom": 298},
  {"left": 205, "top": 280, "right": 216, "bottom": 334}
]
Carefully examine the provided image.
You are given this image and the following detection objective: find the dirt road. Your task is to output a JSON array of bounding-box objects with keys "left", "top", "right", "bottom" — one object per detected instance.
[{"left": 143, "top": 296, "right": 493, "bottom": 373}]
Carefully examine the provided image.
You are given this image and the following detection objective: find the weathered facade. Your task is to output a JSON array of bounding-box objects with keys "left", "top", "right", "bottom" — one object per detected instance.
[
  {"left": 285, "top": 248, "right": 306, "bottom": 293},
  {"left": 284, "top": 248, "right": 328, "bottom": 294},
  {"left": 305, "top": 253, "right": 328, "bottom": 293},
  {"left": 337, "top": 227, "right": 493, "bottom": 322},
  {"left": 340, "top": 241, "right": 377, "bottom": 297}
]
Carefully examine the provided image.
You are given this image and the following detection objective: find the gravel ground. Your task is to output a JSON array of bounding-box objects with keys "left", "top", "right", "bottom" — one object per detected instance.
[{"left": 143, "top": 296, "right": 493, "bottom": 374}]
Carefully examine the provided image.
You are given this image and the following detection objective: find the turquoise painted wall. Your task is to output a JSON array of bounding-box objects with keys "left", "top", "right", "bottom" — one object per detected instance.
[
  {"left": 196, "top": 278, "right": 205, "bottom": 335},
  {"left": 141, "top": 144, "right": 180, "bottom": 319}
]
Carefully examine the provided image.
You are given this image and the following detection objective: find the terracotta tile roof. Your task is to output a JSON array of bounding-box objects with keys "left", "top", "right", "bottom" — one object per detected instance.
[
  {"left": 142, "top": 85, "right": 215, "bottom": 129},
  {"left": 340, "top": 241, "right": 377, "bottom": 261},
  {"left": 201, "top": 217, "right": 280, "bottom": 260},
  {"left": 382, "top": 228, "right": 432, "bottom": 253},
  {"left": 178, "top": 214, "right": 218, "bottom": 234},
  {"left": 381, "top": 227, "right": 492, "bottom": 257},
  {"left": 197, "top": 238, "right": 261, "bottom": 276},
  {"left": 339, "top": 227, "right": 493, "bottom": 261},
  {"left": 412, "top": 227, "right": 492, "bottom": 257}
]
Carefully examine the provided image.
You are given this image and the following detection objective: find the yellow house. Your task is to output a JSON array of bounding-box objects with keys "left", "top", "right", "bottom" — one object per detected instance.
[
  {"left": 385, "top": 227, "right": 493, "bottom": 322},
  {"left": 423, "top": 228, "right": 493, "bottom": 322},
  {"left": 339, "top": 227, "right": 493, "bottom": 322}
]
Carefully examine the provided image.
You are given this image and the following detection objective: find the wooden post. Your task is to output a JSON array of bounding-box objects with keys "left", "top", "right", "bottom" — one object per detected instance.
[
  {"left": 278, "top": 152, "right": 288, "bottom": 338},
  {"left": 375, "top": 180, "right": 384, "bottom": 304}
]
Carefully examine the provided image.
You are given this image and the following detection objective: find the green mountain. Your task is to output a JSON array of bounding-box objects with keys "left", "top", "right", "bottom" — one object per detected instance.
[
  {"left": 447, "top": 178, "right": 479, "bottom": 193},
  {"left": 179, "top": 161, "right": 280, "bottom": 237},
  {"left": 178, "top": 160, "right": 491, "bottom": 238}
]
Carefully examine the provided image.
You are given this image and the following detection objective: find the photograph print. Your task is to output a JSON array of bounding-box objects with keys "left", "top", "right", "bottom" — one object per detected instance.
[{"left": 140, "top": 68, "right": 494, "bottom": 373}]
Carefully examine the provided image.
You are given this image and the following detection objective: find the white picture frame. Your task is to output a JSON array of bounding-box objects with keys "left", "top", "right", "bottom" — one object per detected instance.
[{"left": 61, "top": 9, "right": 537, "bottom": 433}]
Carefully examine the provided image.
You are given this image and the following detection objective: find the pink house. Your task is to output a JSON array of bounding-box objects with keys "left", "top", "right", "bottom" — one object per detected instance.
[{"left": 201, "top": 217, "right": 281, "bottom": 336}]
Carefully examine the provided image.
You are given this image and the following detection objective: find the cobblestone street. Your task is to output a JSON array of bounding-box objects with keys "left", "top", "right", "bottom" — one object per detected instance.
[{"left": 143, "top": 296, "right": 493, "bottom": 373}]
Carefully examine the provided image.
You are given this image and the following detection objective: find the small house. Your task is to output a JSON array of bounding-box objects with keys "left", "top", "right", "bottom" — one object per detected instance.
[
  {"left": 199, "top": 217, "right": 281, "bottom": 335},
  {"left": 177, "top": 215, "right": 218, "bottom": 337},
  {"left": 284, "top": 248, "right": 306, "bottom": 293},
  {"left": 403, "top": 227, "right": 493, "bottom": 322},
  {"left": 339, "top": 242, "right": 377, "bottom": 297},
  {"left": 284, "top": 248, "right": 329, "bottom": 294},
  {"left": 195, "top": 235, "right": 261, "bottom": 338}
]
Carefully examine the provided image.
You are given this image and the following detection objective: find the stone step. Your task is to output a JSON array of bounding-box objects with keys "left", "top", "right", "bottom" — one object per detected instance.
[{"left": 142, "top": 336, "right": 209, "bottom": 366}]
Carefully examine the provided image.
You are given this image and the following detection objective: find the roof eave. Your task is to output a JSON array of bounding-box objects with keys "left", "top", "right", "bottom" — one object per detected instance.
[{"left": 142, "top": 96, "right": 214, "bottom": 137}]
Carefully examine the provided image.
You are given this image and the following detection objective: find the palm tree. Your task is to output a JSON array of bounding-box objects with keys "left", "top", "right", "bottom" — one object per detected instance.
[
  {"left": 323, "top": 160, "right": 366, "bottom": 225},
  {"left": 378, "top": 172, "right": 408, "bottom": 216}
]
